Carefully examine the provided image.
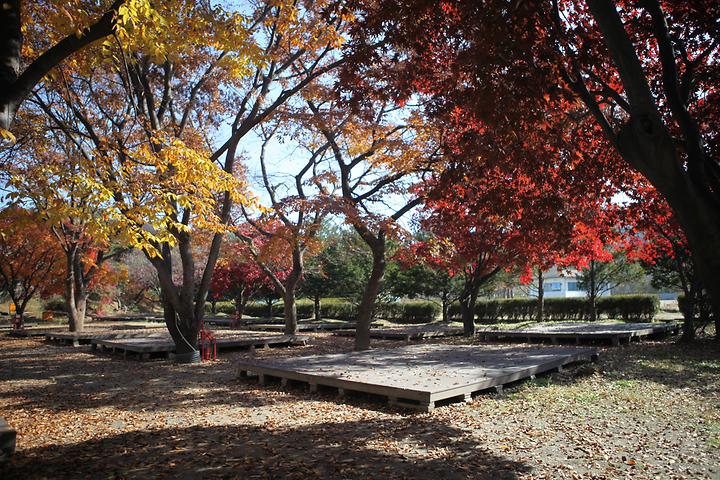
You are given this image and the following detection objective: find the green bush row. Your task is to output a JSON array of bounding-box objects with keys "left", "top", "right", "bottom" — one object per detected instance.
[
  {"left": 376, "top": 301, "right": 440, "bottom": 324},
  {"left": 208, "top": 298, "right": 440, "bottom": 323},
  {"left": 677, "top": 294, "right": 714, "bottom": 320},
  {"left": 448, "top": 295, "right": 659, "bottom": 322}
]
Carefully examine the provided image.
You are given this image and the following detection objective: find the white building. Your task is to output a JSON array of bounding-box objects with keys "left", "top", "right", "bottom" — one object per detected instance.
[{"left": 514, "top": 267, "right": 612, "bottom": 299}]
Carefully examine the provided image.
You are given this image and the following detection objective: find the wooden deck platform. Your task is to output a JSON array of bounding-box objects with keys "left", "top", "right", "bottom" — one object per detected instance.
[
  {"left": 243, "top": 322, "right": 359, "bottom": 332},
  {"left": 476, "top": 321, "right": 681, "bottom": 346},
  {"left": 91, "top": 333, "right": 310, "bottom": 359},
  {"left": 45, "top": 329, "right": 167, "bottom": 347},
  {"left": 7, "top": 326, "right": 68, "bottom": 337},
  {"left": 237, "top": 344, "right": 598, "bottom": 412},
  {"left": 333, "top": 326, "right": 464, "bottom": 341}
]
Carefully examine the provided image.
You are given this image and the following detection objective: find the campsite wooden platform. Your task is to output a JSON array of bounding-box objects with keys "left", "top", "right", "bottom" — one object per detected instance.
[
  {"left": 237, "top": 344, "right": 598, "bottom": 412},
  {"left": 243, "top": 323, "right": 359, "bottom": 332},
  {"left": 45, "top": 329, "right": 167, "bottom": 347},
  {"left": 7, "top": 326, "right": 68, "bottom": 337},
  {"left": 92, "top": 314, "right": 164, "bottom": 322},
  {"left": 91, "top": 333, "right": 310, "bottom": 359},
  {"left": 476, "top": 321, "right": 681, "bottom": 346},
  {"left": 333, "top": 326, "right": 464, "bottom": 341}
]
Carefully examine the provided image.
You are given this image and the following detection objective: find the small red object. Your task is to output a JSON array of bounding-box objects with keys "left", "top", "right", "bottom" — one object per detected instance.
[
  {"left": 11, "top": 314, "right": 22, "bottom": 330},
  {"left": 199, "top": 321, "right": 217, "bottom": 361}
]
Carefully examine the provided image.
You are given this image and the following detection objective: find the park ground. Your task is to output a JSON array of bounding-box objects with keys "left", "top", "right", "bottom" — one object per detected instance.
[{"left": 0, "top": 331, "right": 718, "bottom": 479}]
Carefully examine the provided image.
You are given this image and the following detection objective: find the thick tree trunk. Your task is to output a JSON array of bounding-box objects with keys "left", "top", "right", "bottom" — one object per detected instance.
[
  {"left": 314, "top": 294, "right": 321, "bottom": 322},
  {"left": 586, "top": 0, "right": 720, "bottom": 335},
  {"left": 161, "top": 292, "right": 199, "bottom": 356},
  {"left": 64, "top": 250, "right": 89, "bottom": 332},
  {"left": 355, "top": 249, "right": 386, "bottom": 351},
  {"left": 0, "top": 0, "right": 21, "bottom": 131},
  {"left": 679, "top": 294, "right": 696, "bottom": 342},
  {"left": 67, "top": 292, "right": 87, "bottom": 332},
  {"left": 536, "top": 270, "right": 544, "bottom": 322},
  {"left": 283, "top": 289, "right": 298, "bottom": 335}
]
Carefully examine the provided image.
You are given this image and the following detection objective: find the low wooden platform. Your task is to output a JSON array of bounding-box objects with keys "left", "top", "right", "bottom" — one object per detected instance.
[
  {"left": 334, "top": 326, "right": 464, "bottom": 341},
  {"left": 476, "top": 321, "right": 681, "bottom": 346},
  {"left": 7, "top": 326, "right": 67, "bottom": 337},
  {"left": 91, "top": 333, "right": 310, "bottom": 360},
  {"left": 45, "top": 329, "right": 167, "bottom": 347},
  {"left": 237, "top": 344, "right": 598, "bottom": 412},
  {"left": 243, "top": 323, "right": 359, "bottom": 332}
]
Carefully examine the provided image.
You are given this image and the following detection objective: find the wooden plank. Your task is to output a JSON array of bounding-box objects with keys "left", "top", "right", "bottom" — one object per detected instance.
[
  {"left": 236, "top": 344, "right": 597, "bottom": 411},
  {"left": 243, "top": 323, "right": 360, "bottom": 332},
  {"left": 91, "top": 334, "right": 309, "bottom": 358},
  {"left": 475, "top": 322, "right": 680, "bottom": 345},
  {"left": 333, "top": 326, "right": 465, "bottom": 340}
]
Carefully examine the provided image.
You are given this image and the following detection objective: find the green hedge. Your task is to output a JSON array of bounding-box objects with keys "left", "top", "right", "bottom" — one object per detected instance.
[
  {"left": 377, "top": 301, "right": 440, "bottom": 324},
  {"left": 209, "top": 298, "right": 440, "bottom": 323},
  {"left": 448, "top": 295, "right": 658, "bottom": 323},
  {"left": 597, "top": 295, "right": 659, "bottom": 322}
]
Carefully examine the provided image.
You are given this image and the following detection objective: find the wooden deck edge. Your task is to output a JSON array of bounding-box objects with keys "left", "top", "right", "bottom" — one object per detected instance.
[{"left": 236, "top": 348, "right": 598, "bottom": 412}]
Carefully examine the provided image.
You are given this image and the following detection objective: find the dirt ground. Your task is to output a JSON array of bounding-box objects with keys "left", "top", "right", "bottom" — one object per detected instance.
[{"left": 0, "top": 331, "right": 718, "bottom": 479}]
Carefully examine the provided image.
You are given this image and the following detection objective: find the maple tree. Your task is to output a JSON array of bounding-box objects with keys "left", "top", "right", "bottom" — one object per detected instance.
[
  {"left": 0, "top": 206, "right": 64, "bottom": 321},
  {"left": 0, "top": 0, "right": 162, "bottom": 132},
  {"left": 303, "top": 92, "right": 441, "bottom": 349},
  {"left": 8, "top": 1, "right": 349, "bottom": 358},
  {"left": 390, "top": 240, "right": 463, "bottom": 324},
  {"left": 343, "top": 0, "right": 720, "bottom": 324},
  {"left": 236, "top": 122, "right": 331, "bottom": 334},
  {"left": 7, "top": 138, "right": 129, "bottom": 331},
  {"left": 624, "top": 185, "right": 710, "bottom": 339},
  {"left": 210, "top": 239, "right": 273, "bottom": 322}
]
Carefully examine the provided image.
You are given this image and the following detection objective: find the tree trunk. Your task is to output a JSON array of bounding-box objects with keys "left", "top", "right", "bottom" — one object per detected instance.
[
  {"left": 536, "top": 269, "right": 544, "bottom": 322},
  {"left": 283, "top": 289, "right": 298, "bottom": 335},
  {"left": 441, "top": 292, "right": 449, "bottom": 323},
  {"left": 211, "top": 300, "right": 217, "bottom": 314},
  {"left": 355, "top": 248, "right": 386, "bottom": 351},
  {"left": 459, "top": 282, "right": 477, "bottom": 336},
  {"left": 588, "top": 260, "right": 598, "bottom": 322},
  {"left": 161, "top": 291, "right": 199, "bottom": 356},
  {"left": 587, "top": 0, "right": 720, "bottom": 338},
  {"left": 0, "top": 0, "right": 21, "bottom": 131},
  {"left": 64, "top": 250, "right": 89, "bottom": 332},
  {"left": 314, "top": 294, "right": 321, "bottom": 322},
  {"left": 679, "top": 293, "right": 696, "bottom": 342},
  {"left": 235, "top": 290, "right": 246, "bottom": 321}
]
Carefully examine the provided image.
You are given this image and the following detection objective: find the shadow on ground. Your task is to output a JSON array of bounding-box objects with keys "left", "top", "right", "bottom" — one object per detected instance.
[{"left": 0, "top": 418, "right": 530, "bottom": 480}]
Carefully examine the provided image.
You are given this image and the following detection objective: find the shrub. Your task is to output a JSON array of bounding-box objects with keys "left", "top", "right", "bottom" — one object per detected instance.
[
  {"left": 380, "top": 301, "right": 440, "bottom": 324},
  {"left": 597, "top": 295, "right": 658, "bottom": 322},
  {"left": 320, "top": 300, "right": 357, "bottom": 321},
  {"left": 467, "top": 294, "right": 659, "bottom": 323},
  {"left": 43, "top": 296, "right": 67, "bottom": 313}
]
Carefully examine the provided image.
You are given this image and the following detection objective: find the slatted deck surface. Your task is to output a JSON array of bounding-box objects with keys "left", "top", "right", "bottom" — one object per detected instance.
[
  {"left": 243, "top": 323, "right": 360, "bottom": 332},
  {"left": 476, "top": 321, "right": 681, "bottom": 346},
  {"left": 237, "top": 344, "right": 598, "bottom": 412},
  {"left": 7, "top": 326, "right": 68, "bottom": 337},
  {"left": 45, "top": 329, "right": 167, "bottom": 346},
  {"left": 91, "top": 333, "right": 310, "bottom": 359},
  {"left": 334, "top": 326, "right": 464, "bottom": 341}
]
